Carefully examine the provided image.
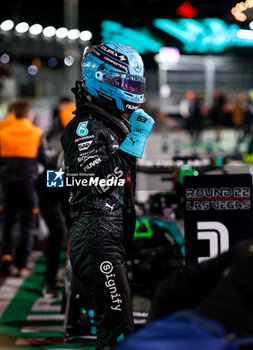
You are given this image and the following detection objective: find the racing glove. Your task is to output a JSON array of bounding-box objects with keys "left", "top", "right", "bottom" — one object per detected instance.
[
  {"left": 71, "top": 80, "right": 86, "bottom": 107},
  {"left": 119, "top": 109, "right": 155, "bottom": 159}
]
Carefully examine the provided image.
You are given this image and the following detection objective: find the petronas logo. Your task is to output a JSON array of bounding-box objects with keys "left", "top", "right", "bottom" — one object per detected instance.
[{"left": 76, "top": 122, "right": 89, "bottom": 137}]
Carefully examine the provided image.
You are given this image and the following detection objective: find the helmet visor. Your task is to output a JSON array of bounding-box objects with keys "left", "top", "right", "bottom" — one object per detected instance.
[{"left": 102, "top": 71, "right": 145, "bottom": 95}]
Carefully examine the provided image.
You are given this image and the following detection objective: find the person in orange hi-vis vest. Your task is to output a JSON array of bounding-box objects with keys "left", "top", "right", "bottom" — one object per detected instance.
[
  {"left": 46, "top": 97, "right": 75, "bottom": 147},
  {"left": 0, "top": 102, "right": 18, "bottom": 214},
  {"left": 59, "top": 99, "right": 76, "bottom": 128},
  {"left": 0, "top": 100, "right": 47, "bottom": 277}
]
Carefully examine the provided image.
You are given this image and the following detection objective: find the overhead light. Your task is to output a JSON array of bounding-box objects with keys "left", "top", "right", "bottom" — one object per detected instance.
[
  {"left": 1, "top": 20, "right": 14, "bottom": 31},
  {"left": 32, "top": 57, "right": 42, "bottom": 69},
  {"left": 29, "top": 24, "right": 43, "bottom": 35},
  {"left": 56, "top": 27, "right": 68, "bottom": 39},
  {"left": 43, "top": 26, "right": 56, "bottom": 38},
  {"left": 48, "top": 57, "right": 58, "bottom": 68},
  {"left": 160, "top": 84, "right": 171, "bottom": 98},
  {"left": 68, "top": 29, "right": 80, "bottom": 40},
  {"left": 176, "top": 1, "right": 198, "bottom": 19},
  {"left": 0, "top": 54, "right": 10, "bottom": 64},
  {"left": 231, "top": 0, "right": 253, "bottom": 21},
  {"left": 236, "top": 2, "right": 247, "bottom": 11},
  {"left": 235, "top": 13, "right": 247, "bottom": 21},
  {"left": 80, "top": 30, "right": 92, "bottom": 41},
  {"left": 15, "top": 22, "right": 29, "bottom": 34},
  {"left": 64, "top": 56, "right": 74, "bottom": 66},
  {"left": 27, "top": 65, "right": 38, "bottom": 75},
  {"left": 158, "top": 47, "right": 180, "bottom": 64},
  {"left": 237, "top": 29, "right": 253, "bottom": 39}
]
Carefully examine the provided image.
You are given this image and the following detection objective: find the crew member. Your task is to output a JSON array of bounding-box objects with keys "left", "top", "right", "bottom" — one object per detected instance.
[{"left": 0, "top": 100, "right": 47, "bottom": 276}]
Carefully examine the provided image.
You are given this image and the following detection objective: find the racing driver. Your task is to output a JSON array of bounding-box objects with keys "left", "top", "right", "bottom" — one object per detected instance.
[{"left": 61, "top": 43, "right": 154, "bottom": 350}]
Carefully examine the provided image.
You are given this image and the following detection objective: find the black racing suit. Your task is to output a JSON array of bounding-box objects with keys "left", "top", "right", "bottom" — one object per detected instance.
[{"left": 61, "top": 95, "right": 136, "bottom": 349}]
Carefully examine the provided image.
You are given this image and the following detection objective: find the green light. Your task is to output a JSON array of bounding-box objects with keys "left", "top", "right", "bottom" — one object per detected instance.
[
  {"left": 243, "top": 153, "right": 253, "bottom": 163},
  {"left": 249, "top": 89, "right": 253, "bottom": 102},
  {"left": 179, "top": 164, "right": 199, "bottom": 184},
  {"left": 134, "top": 219, "right": 153, "bottom": 240}
]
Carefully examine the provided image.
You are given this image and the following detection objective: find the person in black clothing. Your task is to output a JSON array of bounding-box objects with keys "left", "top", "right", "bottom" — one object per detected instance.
[
  {"left": 36, "top": 152, "right": 68, "bottom": 298},
  {"left": 188, "top": 95, "right": 204, "bottom": 145},
  {"left": 150, "top": 240, "right": 253, "bottom": 337},
  {"left": 61, "top": 43, "right": 154, "bottom": 350},
  {"left": 0, "top": 100, "right": 47, "bottom": 276},
  {"left": 116, "top": 241, "right": 253, "bottom": 350},
  {"left": 209, "top": 89, "right": 226, "bottom": 142}
]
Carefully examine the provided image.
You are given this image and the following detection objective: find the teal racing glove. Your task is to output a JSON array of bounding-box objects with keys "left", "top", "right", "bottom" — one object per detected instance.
[{"left": 119, "top": 109, "right": 155, "bottom": 159}]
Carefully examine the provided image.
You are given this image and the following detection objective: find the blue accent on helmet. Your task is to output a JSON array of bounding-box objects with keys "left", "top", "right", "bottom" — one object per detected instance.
[{"left": 81, "top": 43, "right": 146, "bottom": 114}]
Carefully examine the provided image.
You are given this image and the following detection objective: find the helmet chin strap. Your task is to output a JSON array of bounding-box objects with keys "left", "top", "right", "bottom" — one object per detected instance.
[{"left": 83, "top": 86, "right": 128, "bottom": 119}]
